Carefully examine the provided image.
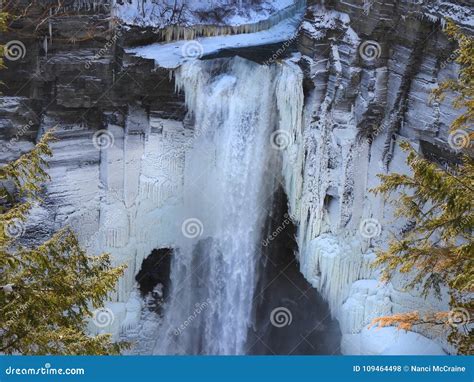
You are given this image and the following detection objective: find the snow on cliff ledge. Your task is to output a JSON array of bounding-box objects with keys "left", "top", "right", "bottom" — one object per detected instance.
[{"left": 114, "top": 0, "right": 295, "bottom": 28}]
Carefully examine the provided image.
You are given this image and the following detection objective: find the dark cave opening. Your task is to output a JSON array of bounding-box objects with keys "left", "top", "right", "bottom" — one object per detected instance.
[
  {"left": 135, "top": 248, "right": 172, "bottom": 298},
  {"left": 247, "top": 187, "right": 342, "bottom": 355}
]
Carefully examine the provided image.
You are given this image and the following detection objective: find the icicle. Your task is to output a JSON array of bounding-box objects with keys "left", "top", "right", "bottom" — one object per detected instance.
[
  {"left": 48, "top": 8, "right": 52, "bottom": 44},
  {"left": 150, "top": 0, "right": 306, "bottom": 43},
  {"left": 43, "top": 36, "right": 48, "bottom": 57}
]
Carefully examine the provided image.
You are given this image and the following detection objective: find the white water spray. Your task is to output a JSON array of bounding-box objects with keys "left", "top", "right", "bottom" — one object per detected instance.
[{"left": 153, "top": 57, "right": 303, "bottom": 355}]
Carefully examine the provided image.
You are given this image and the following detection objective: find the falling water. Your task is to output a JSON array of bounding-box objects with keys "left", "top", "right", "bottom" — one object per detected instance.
[{"left": 153, "top": 57, "right": 303, "bottom": 355}]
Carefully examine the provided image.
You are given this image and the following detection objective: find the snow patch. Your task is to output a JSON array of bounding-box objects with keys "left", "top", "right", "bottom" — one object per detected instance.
[
  {"left": 115, "top": 0, "right": 295, "bottom": 28},
  {"left": 127, "top": 5, "right": 304, "bottom": 68}
]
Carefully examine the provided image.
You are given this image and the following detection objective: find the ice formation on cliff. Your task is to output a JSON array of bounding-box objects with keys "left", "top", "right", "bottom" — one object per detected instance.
[
  {"left": 114, "top": 0, "right": 296, "bottom": 29},
  {"left": 151, "top": 57, "right": 308, "bottom": 354}
]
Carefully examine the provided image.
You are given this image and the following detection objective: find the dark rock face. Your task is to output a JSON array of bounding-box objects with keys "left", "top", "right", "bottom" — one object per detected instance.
[
  {"left": 0, "top": 7, "right": 186, "bottom": 164},
  {"left": 202, "top": 41, "right": 299, "bottom": 65},
  {"left": 248, "top": 188, "right": 341, "bottom": 355}
]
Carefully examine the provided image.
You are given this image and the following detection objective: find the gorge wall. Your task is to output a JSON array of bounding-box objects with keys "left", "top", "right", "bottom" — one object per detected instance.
[{"left": 0, "top": 0, "right": 472, "bottom": 354}]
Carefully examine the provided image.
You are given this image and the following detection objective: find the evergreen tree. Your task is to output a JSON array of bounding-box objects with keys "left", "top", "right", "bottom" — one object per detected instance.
[
  {"left": 0, "top": 13, "right": 126, "bottom": 353},
  {"left": 0, "top": 132, "right": 127, "bottom": 355},
  {"left": 370, "top": 21, "right": 473, "bottom": 355},
  {"left": 0, "top": 132, "right": 128, "bottom": 355},
  {"left": 0, "top": 10, "right": 7, "bottom": 70}
]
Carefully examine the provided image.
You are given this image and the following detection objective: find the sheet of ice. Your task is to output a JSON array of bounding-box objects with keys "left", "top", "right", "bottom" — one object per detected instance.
[{"left": 126, "top": 10, "right": 303, "bottom": 68}]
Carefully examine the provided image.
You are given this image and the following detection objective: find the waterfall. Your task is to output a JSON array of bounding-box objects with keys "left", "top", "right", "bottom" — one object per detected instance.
[{"left": 152, "top": 57, "right": 303, "bottom": 355}]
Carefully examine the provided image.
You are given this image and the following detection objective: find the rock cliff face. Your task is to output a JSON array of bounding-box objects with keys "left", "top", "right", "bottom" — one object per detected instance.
[
  {"left": 0, "top": 0, "right": 471, "bottom": 354},
  {"left": 282, "top": 0, "right": 472, "bottom": 354}
]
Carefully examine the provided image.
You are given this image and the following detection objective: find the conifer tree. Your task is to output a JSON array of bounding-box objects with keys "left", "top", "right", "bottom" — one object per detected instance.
[
  {"left": 0, "top": 132, "right": 127, "bottom": 355},
  {"left": 0, "top": 12, "right": 126, "bottom": 354},
  {"left": 370, "top": 21, "right": 473, "bottom": 355},
  {"left": 0, "top": 10, "right": 7, "bottom": 70}
]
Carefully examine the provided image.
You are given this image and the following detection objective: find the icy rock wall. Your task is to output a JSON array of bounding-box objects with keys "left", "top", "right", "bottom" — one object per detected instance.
[
  {"left": 277, "top": 2, "right": 471, "bottom": 354},
  {"left": 17, "top": 109, "right": 192, "bottom": 338}
]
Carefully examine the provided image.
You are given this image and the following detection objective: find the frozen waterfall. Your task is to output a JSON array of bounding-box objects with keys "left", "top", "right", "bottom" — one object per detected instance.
[{"left": 152, "top": 57, "right": 303, "bottom": 355}]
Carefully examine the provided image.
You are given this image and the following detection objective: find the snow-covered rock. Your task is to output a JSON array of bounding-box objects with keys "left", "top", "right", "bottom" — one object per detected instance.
[
  {"left": 343, "top": 326, "right": 446, "bottom": 355},
  {"left": 277, "top": 1, "right": 469, "bottom": 354},
  {"left": 115, "top": 0, "right": 297, "bottom": 29}
]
